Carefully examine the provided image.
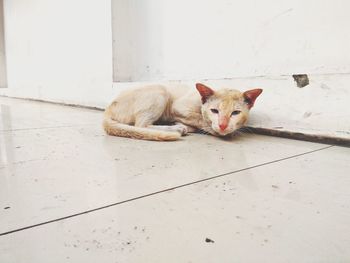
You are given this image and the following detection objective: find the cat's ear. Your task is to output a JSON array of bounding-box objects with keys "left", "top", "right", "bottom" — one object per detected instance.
[
  {"left": 243, "top": 89, "right": 263, "bottom": 109},
  {"left": 196, "top": 83, "right": 215, "bottom": 104}
]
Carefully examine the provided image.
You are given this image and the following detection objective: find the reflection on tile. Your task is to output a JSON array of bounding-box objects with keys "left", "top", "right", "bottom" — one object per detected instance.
[
  {"left": 0, "top": 123, "right": 327, "bottom": 233},
  {"left": 0, "top": 97, "right": 101, "bottom": 131},
  {"left": 1, "top": 147, "right": 349, "bottom": 263}
]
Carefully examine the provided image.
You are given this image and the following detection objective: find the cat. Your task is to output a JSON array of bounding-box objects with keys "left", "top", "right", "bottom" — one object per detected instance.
[{"left": 103, "top": 83, "right": 262, "bottom": 141}]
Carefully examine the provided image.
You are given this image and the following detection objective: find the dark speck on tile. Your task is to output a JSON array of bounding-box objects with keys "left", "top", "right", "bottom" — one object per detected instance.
[
  {"left": 4, "top": 206, "right": 10, "bottom": 210},
  {"left": 272, "top": 185, "right": 279, "bottom": 189},
  {"left": 205, "top": 238, "right": 215, "bottom": 243}
]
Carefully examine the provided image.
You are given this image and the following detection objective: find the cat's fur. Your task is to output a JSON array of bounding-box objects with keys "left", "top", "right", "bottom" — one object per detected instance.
[{"left": 103, "top": 83, "right": 262, "bottom": 141}]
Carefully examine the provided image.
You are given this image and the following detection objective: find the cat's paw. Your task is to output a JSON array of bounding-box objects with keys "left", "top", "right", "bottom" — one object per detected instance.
[{"left": 173, "top": 124, "right": 188, "bottom": 136}]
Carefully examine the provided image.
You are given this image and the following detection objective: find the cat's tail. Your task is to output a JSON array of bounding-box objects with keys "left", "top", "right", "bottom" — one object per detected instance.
[{"left": 103, "top": 117, "right": 181, "bottom": 141}]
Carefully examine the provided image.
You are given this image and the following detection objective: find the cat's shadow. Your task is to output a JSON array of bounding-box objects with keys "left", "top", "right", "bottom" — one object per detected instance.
[
  {"left": 192, "top": 131, "right": 254, "bottom": 143},
  {"left": 221, "top": 130, "right": 256, "bottom": 142}
]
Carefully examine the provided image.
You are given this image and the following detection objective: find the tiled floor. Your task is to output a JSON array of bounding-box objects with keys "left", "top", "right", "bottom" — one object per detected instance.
[{"left": 0, "top": 97, "right": 349, "bottom": 263}]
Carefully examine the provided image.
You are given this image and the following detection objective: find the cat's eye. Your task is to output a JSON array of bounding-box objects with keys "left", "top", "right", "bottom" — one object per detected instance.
[
  {"left": 231, "top": 110, "right": 241, "bottom": 116},
  {"left": 210, "top": 109, "right": 219, "bottom": 114}
]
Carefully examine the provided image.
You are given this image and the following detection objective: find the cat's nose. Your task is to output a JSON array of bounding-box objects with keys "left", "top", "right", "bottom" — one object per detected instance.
[{"left": 219, "top": 123, "right": 228, "bottom": 131}]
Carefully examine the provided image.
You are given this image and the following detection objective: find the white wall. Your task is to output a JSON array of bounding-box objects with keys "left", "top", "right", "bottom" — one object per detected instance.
[
  {"left": 0, "top": 0, "right": 114, "bottom": 108},
  {"left": 0, "top": 0, "right": 6, "bottom": 88},
  {"left": 113, "top": 0, "right": 350, "bottom": 81},
  {"left": 2, "top": 0, "right": 350, "bottom": 104}
]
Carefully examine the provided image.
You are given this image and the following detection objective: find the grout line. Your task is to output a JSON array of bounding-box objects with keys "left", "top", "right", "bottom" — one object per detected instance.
[{"left": 0, "top": 145, "right": 333, "bottom": 237}]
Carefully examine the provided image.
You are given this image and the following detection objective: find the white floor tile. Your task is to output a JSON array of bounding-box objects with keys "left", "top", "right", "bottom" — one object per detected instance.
[
  {"left": 2, "top": 97, "right": 348, "bottom": 263},
  {"left": 1, "top": 146, "right": 349, "bottom": 263},
  {"left": 0, "top": 124, "right": 327, "bottom": 233}
]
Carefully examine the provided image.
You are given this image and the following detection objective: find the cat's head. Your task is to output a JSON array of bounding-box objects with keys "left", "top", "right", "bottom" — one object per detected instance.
[{"left": 196, "top": 83, "right": 262, "bottom": 136}]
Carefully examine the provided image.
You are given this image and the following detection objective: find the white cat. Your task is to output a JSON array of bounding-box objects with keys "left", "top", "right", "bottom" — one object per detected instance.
[{"left": 103, "top": 83, "right": 262, "bottom": 141}]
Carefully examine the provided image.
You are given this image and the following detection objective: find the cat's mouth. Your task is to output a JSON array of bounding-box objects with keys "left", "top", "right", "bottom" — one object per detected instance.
[
  {"left": 202, "top": 123, "right": 237, "bottom": 137},
  {"left": 218, "top": 130, "right": 234, "bottom": 136},
  {"left": 212, "top": 123, "right": 246, "bottom": 136},
  {"left": 211, "top": 127, "right": 235, "bottom": 136}
]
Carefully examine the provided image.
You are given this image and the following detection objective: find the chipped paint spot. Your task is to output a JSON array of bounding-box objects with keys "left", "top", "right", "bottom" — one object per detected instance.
[{"left": 293, "top": 74, "right": 309, "bottom": 88}]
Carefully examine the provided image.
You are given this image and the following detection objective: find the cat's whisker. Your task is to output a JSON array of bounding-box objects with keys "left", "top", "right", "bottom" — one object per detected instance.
[
  {"left": 198, "top": 127, "right": 210, "bottom": 135},
  {"left": 237, "top": 126, "right": 254, "bottom": 135},
  {"left": 197, "top": 128, "right": 210, "bottom": 135}
]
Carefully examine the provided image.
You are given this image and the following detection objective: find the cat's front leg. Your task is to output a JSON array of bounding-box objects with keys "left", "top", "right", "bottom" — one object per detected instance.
[
  {"left": 175, "top": 122, "right": 197, "bottom": 134},
  {"left": 174, "top": 116, "right": 206, "bottom": 132},
  {"left": 147, "top": 124, "right": 188, "bottom": 136}
]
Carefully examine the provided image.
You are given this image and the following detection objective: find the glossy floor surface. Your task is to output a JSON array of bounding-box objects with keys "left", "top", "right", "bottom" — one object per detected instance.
[{"left": 0, "top": 97, "right": 349, "bottom": 263}]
